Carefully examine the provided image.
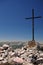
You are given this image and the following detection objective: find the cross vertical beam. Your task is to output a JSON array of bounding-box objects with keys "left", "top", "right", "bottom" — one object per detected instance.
[{"left": 32, "top": 9, "right": 34, "bottom": 41}]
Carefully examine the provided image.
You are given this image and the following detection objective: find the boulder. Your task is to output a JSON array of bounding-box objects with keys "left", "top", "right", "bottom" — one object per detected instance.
[{"left": 3, "top": 44, "right": 9, "bottom": 50}]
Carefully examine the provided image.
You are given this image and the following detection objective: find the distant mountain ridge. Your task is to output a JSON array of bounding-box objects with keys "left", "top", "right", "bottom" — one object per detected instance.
[
  {"left": 0, "top": 41, "right": 43, "bottom": 49},
  {"left": 0, "top": 41, "right": 27, "bottom": 49}
]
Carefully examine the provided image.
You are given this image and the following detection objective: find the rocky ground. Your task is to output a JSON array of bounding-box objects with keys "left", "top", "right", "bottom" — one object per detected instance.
[{"left": 0, "top": 41, "right": 43, "bottom": 65}]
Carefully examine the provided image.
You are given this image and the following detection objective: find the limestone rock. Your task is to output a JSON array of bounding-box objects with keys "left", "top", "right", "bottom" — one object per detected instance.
[{"left": 0, "top": 42, "right": 42, "bottom": 65}]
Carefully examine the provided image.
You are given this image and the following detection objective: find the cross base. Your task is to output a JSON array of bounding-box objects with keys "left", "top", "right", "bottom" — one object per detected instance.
[{"left": 28, "top": 40, "right": 36, "bottom": 47}]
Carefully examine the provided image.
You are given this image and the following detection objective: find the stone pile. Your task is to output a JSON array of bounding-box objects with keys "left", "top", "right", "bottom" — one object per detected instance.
[
  {"left": 14, "top": 41, "right": 43, "bottom": 65},
  {"left": 0, "top": 44, "right": 24, "bottom": 65},
  {"left": 0, "top": 41, "right": 43, "bottom": 65}
]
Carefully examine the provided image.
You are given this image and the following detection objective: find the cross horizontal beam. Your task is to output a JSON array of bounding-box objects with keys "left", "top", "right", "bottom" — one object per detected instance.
[{"left": 25, "top": 16, "right": 42, "bottom": 19}]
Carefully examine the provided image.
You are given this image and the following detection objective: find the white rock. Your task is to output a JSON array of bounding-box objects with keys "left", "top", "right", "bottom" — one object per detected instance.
[
  {"left": 0, "top": 57, "right": 3, "bottom": 61},
  {"left": 13, "top": 57, "right": 24, "bottom": 64},
  {"left": 2, "top": 59, "right": 7, "bottom": 63},
  {"left": 40, "top": 53, "right": 43, "bottom": 57},
  {"left": 0, "top": 47, "right": 3, "bottom": 50},
  {"left": 29, "top": 54, "right": 32, "bottom": 58},
  {"left": 37, "top": 58, "right": 43, "bottom": 60},
  {"left": 20, "top": 50, "right": 25, "bottom": 54},
  {"left": 3, "top": 44, "right": 9, "bottom": 48}
]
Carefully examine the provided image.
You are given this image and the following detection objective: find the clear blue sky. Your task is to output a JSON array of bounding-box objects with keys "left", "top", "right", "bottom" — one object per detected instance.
[{"left": 0, "top": 0, "right": 43, "bottom": 42}]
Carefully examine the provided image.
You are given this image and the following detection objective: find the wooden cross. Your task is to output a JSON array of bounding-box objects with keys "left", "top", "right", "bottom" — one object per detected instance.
[{"left": 25, "top": 9, "right": 42, "bottom": 41}]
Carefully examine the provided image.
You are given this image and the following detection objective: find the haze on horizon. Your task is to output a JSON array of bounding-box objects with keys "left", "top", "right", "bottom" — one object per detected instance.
[{"left": 0, "top": 0, "right": 43, "bottom": 42}]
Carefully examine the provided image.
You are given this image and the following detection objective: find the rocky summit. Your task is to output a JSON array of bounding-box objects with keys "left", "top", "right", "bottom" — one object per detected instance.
[{"left": 0, "top": 41, "right": 43, "bottom": 65}]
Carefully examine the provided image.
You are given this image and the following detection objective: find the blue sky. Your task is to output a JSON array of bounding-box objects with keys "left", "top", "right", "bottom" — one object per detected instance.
[{"left": 0, "top": 0, "right": 43, "bottom": 42}]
